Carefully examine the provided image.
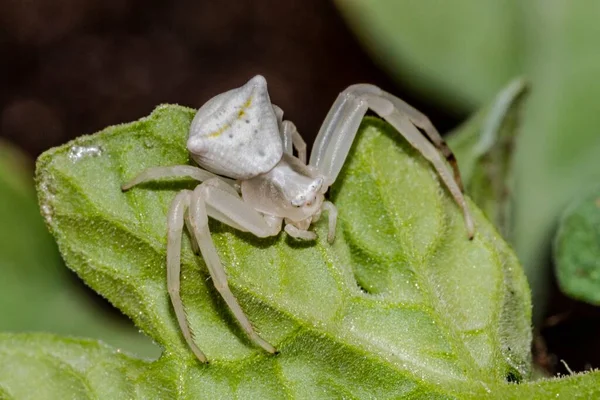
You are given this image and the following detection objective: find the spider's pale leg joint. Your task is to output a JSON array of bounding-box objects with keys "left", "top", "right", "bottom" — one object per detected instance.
[
  {"left": 166, "top": 189, "right": 208, "bottom": 363},
  {"left": 189, "top": 184, "right": 278, "bottom": 354}
]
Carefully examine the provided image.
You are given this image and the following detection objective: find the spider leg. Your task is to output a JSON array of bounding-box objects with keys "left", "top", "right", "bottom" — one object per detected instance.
[
  {"left": 183, "top": 211, "right": 200, "bottom": 255},
  {"left": 309, "top": 90, "right": 369, "bottom": 185},
  {"left": 377, "top": 91, "right": 463, "bottom": 191},
  {"left": 166, "top": 189, "right": 208, "bottom": 362},
  {"left": 167, "top": 178, "right": 282, "bottom": 362},
  {"left": 273, "top": 104, "right": 307, "bottom": 163},
  {"left": 310, "top": 85, "right": 474, "bottom": 239},
  {"left": 322, "top": 201, "right": 338, "bottom": 243},
  {"left": 284, "top": 224, "right": 317, "bottom": 240},
  {"left": 121, "top": 165, "right": 235, "bottom": 191},
  {"left": 188, "top": 182, "right": 280, "bottom": 355},
  {"left": 282, "top": 120, "right": 307, "bottom": 164},
  {"left": 200, "top": 178, "right": 283, "bottom": 237}
]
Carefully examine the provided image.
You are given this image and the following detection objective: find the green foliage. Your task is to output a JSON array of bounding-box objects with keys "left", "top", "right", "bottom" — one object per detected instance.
[
  {"left": 335, "top": 0, "right": 600, "bottom": 318},
  {"left": 0, "top": 139, "right": 64, "bottom": 327},
  {"left": 554, "top": 189, "right": 600, "bottom": 305},
  {"left": 1, "top": 333, "right": 599, "bottom": 399},
  {"left": 334, "top": 1, "right": 520, "bottom": 110},
  {"left": 0, "top": 105, "right": 595, "bottom": 397},
  {"left": 497, "top": 369, "right": 600, "bottom": 400},
  {"left": 448, "top": 78, "right": 528, "bottom": 240},
  {"left": 6, "top": 105, "right": 532, "bottom": 398},
  {"left": 0, "top": 139, "right": 158, "bottom": 357}
]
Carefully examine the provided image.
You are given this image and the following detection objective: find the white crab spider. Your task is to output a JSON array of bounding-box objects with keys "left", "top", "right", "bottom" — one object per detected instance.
[{"left": 122, "top": 75, "right": 474, "bottom": 363}]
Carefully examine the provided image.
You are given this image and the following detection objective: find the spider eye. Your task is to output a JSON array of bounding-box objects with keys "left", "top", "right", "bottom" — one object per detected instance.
[
  {"left": 309, "top": 177, "right": 324, "bottom": 192},
  {"left": 291, "top": 196, "right": 305, "bottom": 207}
]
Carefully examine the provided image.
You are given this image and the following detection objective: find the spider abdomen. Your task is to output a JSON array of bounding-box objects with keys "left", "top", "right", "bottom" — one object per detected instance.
[{"left": 187, "top": 75, "right": 283, "bottom": 180}]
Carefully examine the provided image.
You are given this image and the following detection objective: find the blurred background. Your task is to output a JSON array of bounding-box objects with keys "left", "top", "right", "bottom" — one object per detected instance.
[{"left": 1, "top": 0, "right": 599, "bottom": 376}]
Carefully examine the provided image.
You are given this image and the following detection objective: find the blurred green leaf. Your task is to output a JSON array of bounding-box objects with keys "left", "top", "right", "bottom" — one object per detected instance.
[
  {"left": 334, "top": 0, "right": 521, "bottom": 110},
  {"left": 553, "top": 189, "right": 600, "bottom": 305},
  {"left": 448, "top": 78, "right": 528, "bottom": 239},
  {"left": 22, "top": 105, "right": 536, "bottom": 398},
  {"left": 336, "top": 0, "right": 600, "bottom": 319},
  {"left": 0, "top": 139, "right": 158, "bottom": 358},
  {"left": 514, "top": 2, "right": 600, "bottom": 317},
  {"left": 0, "top": 333, "right": 155, "bottom": 399},
  {"left": 0, "top": 139, "right": 33, "bottom": 197},
  {"left": 2, "top": 333, "right": 600, "bottom": 399}
]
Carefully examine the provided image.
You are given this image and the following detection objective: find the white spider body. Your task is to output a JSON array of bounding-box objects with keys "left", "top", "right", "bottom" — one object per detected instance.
[
  {"left": 241, "top": 156, "right": 325, "bottom": 223},
  {"left": 188, "top": 75, "right": 329, "bottom": 233},
  {"left": 122, "top": 75, "right": 475, "bottom": 363},
  {"left": 187, "top": 75, "right": 283, "bottom": 179}
]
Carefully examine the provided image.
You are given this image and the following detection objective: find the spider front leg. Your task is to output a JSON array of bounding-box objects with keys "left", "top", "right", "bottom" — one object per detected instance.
[
  {"left": 121, "top": 165, "right": 236, "bottom": 191},
  {"left": 167, "top": 179, "right": 281, "bottom": 362},
  {"left": 309, "top": 85, "right": 475, "bottom": 239}
]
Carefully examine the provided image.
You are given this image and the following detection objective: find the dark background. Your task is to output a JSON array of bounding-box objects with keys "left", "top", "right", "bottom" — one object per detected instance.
[{"left": 0, "top": 0, "right": 460, "bottom": 158}]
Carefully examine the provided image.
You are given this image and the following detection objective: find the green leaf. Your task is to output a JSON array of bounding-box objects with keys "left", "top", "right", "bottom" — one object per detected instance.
[
  {"left": 334, "top": 0, "right": 521, "bottom": 110},
  {"left": 336, "top": 0, "right": 600, "bottom": 320},
  {"left": 3, "top": 334, "right": 600, "bottom": 400},
  {"left": 0, "top": 333, "right": 151, "bottom": 400},
  {"left": 0, "top": 139, "right": 158, "bottom": 358},
  {"left": 498, "top": 369, "right": 600, "bottom": 399},
  {"left": 448, "top": 78, "right": 528, "bottom": 239},
  {"left": 553, "top": 189, "right": 600, "bottom": 305},
  {"left": 24, "top": 105, "right": 535, "bottom": 397},
  {"left": 514, "top": 3, "right": 600, "bottom": 317}
]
